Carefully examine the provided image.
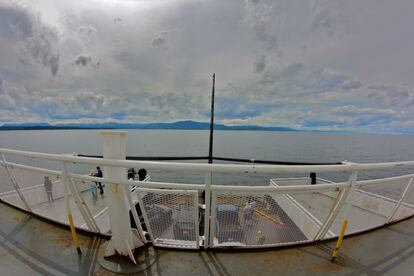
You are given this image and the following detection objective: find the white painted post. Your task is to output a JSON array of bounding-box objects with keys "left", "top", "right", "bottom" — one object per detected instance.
[
  {"left": 209, "top": 190, "right": 218, "bottom": 246},
  {"left": 100, "top": 131, "right": 142, "bottom": 262},
  {"left": 314, "top": 169, "right": 358, "bottom": 240},
  {"left": 193, "top": 190, "right": 200, "bottom": 249},
  {"left": 203, "top": 172, "right": 212, "bottom": 248},
  {"left": 61, "top": 163, "right": 100, "bottom": 232}
]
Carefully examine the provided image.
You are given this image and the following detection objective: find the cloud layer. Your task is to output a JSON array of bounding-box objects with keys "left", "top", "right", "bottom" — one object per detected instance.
[{"left": 0, "top": 0, "right": 414, "bottom": 134}]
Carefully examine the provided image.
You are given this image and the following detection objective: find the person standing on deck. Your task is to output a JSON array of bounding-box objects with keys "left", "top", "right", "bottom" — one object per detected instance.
[
  {"left": 96, "top": 166, "right": 104, "bottom": 195},
  {"left": 90, "top": 182, "right": 98, "bottom": 200},
  {"left": 89, "top": 169, "right": 98, "bottom": 200},
  {"left": 243, "top": 201, "right": 253, "bottom": 223},
  {"left": 256, "top": 230, "right": 265, "bottom": 245},
  {"left": 138, "top": 169, "right": 147, "bottom": 181},
  {"left": 127, "top": 168, "right": 137, "bottom": 180},
  {"left": 44, "top": 176, "right": 53, "bottom": 202}
]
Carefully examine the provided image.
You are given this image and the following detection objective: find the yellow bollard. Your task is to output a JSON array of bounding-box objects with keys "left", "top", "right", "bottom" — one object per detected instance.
[
  {"left": 68, "top": 213, "right": 82, "bottom": 254},
  {"left": 331, "top": 219, "right": 348, "bottom": 262}
]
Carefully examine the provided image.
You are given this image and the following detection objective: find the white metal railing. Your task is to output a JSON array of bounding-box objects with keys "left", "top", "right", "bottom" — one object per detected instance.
[
  {"left": 2, "top": 147, "right": 414, "bottom": 173},
  {"left": 1, "top": 145, "right": 414, "bottom": 254}
]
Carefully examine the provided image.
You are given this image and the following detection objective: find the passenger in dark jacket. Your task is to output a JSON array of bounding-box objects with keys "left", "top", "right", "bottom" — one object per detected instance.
[
  {"left": 138, "top": 169, "right": 147, "bottom": 181},
  {"left": 96, "top": 166, "right": 104, "bottom": 195}
]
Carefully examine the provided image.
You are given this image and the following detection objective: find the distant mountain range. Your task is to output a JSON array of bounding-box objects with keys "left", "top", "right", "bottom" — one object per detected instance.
[{"left": 0, "top": 120, "right": 298, "bottom": 132}]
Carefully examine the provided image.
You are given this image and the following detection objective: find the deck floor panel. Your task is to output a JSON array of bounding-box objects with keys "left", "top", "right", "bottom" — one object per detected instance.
[{"left": 1, "top": 202, "right": 414, "bottom": 275}]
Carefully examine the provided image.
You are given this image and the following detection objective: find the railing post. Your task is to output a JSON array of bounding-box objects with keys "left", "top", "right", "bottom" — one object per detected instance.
[
  {"left": 203, "top": 172, "right": 212, "bottom": 248},
  {"left": 63, "top": 175, "right": 82, "bottom": 254},
  {"left": 100, "top": 131, "right": 143, "bottom": 263},
  {"left": 124, "top": 180, "right": 148, "bottom": 244},
  {"left": 315, "top": 165, "right": 358, "bottom": 240},
  {"left": 193, "top": 190, "right": 200, "bottom": 248},
  {"left": 136, "top": 190, "right": 155, "bottom": 242},
  {"left": 331, "top": 166, "right": 359, "bottom": 262},
  {"left": 209, "top": 190, "right": 218, "bottom": 246},
  {"left": 61, "top": 162, "right": 100, "bottom": 232},
  {"left": 314, "top": 186, "right": 349, "bottom": 240}
]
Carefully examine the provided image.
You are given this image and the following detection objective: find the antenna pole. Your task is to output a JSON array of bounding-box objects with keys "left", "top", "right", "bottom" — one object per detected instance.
[{"left": 208, "top": 73, "right": 215, "bottom": 164}]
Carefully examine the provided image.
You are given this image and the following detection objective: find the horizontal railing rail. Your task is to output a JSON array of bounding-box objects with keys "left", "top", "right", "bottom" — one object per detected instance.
[
  {"left": 1, "top": 160, "right": 349, "bottom": 193},
  {"left": 78, "top": 154, "right": 343, "bottom": 165},
  {"left": 3, "top": 147, "right": 414, "bottom": 173}
]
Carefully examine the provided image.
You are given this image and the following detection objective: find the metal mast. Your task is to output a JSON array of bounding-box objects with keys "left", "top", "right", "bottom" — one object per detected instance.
[{"left": 208, "top": 73, "right": 215, "bottom": 164}]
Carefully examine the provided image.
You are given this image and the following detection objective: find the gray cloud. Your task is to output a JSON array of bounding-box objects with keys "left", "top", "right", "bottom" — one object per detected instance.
[
  {"left": 74, "top": 55, "right": 93, "bottom": 67},
  {"left": 367, "top": 85, "right": 413, "bottom": 109},
  {"left": 311, "top": 0, "right": 342, "bottom": 36},
  {"left": 74, "top": 91, "right": 104, "bottom": 111},
  {"left": 338, "top": 80, "right": 362, "bottom": 90},
  {"left": 0, "top": 4, "right": 60, "bottom": 76},
  {"left": 0, "top": 0, "right": 414, "bottom": 133},
  {"left": 0, "top": 77, "right": 26, "bottom": 111},
  {"left": 79, "top": 25, "right": 96, "bottom": 42},
  {"left": 0, "top": 76, "right": 209, "bottom": 123},
  {"left": 253, "top": 55, "right": 266, "bottom": 73},
  {"left": 244, "top": 0, "right": 277, "bottom": 50},
  {"left": 214, "top": 61, "right": 414, "bottom": 131},
  {"left": 152, "top": 31, "right": 168, "bottom": 47},
  {"left": 26, "top": 36, "right": 60, "bottom": 75},
  {"left": 0, "top": 5, "right": 32, "bottom": 38}
]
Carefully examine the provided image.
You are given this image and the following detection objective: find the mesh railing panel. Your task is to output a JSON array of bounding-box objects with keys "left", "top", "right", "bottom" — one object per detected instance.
[
  {"left": 289, "top": 190, "right": 341, "bottom": 226},
  {"left": 327, "top": 177, "right": 414, "bottom": 235},
  {"left": 0, "top": 164, "right": 27, "bottom": 209},
  {"left": 389, "top": 176, "right": 414, "bottom": 221},
  {"left": 354, "top": 177, "right": 413, "bottom": 231},
  {"left": 210, "top": 189, "right": 339, "bottom": 247},
  {"left": 137, "top": 189, "right": 199, "bottom": 248},
  {"left": 329, "top": 195, "right": 387, "bottom": 235},
  {"left": 359, "top": 177, "right": 409, "bottom": 201},
  {"left": 11, "top": 167, "right": 64, "bottom": 207},
  {"left": 290, "top": 191, "right": 341, "bottom": 240},
  {"left": 11, "top": 168, "right": 86, "bottom": 227},
  {"left": 0, "top": 166, "right": 102, "bottom": 230}
]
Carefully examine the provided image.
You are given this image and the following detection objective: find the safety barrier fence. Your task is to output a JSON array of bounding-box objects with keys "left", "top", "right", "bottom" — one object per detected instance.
[{"left": 1, "top": 146, "right": 414, "bottom": 252}]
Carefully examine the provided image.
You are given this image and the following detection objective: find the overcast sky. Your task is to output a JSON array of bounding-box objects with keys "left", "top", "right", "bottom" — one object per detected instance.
[{"left": 0, "top": 0, "right": 414, "bottom": 134}]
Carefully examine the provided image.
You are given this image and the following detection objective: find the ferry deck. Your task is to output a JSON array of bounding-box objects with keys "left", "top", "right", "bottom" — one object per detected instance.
[
  {"left": 1, "top": 202, "right": 413, "bottom": 275},
  {"left": 1, "top": 132, "right": 414, "bottom": 274}
]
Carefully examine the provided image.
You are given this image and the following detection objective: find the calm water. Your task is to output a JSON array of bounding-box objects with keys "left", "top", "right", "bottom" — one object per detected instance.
[{"left": 1, "top": 129, "right": 414, "bottom": 185}]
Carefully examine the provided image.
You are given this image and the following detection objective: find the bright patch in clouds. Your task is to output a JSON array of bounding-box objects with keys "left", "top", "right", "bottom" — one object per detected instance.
[{"left": 0, "top": 0, "right": 414, "bottom": 134}]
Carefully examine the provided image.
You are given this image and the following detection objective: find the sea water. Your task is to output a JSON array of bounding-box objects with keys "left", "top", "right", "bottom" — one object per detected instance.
[{"left": 1, "top": 129, "right": 414, "bottom": 187}]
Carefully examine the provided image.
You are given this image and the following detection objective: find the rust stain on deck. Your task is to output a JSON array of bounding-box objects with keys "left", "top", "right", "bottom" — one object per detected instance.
[
  {"left": 53, "top": 234, "right": 73, "bottom": 248},
  {"left": 13, "top": 214, "right": 25, "bottom": 222},
  {"left": 312, "top": 261, "right": 342, "bottom": 272}
]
